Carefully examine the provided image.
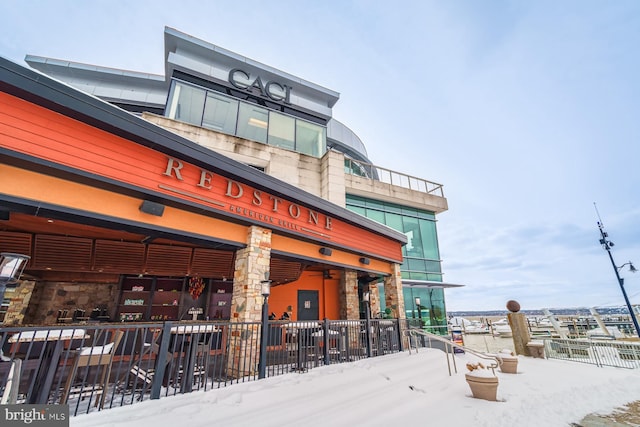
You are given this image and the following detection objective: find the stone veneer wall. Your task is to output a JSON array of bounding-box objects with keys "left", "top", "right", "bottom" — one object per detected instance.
[
  {"left": 226, "top": 225, "right": 272, "bottom": 378},
  {"left": 2, "top": 280, "right": 36, "bottom": 325},
  {"left": 22, "top": 273, "right": 120, "bottom": 325},
  {"left": 384, "top": 264, "right": 405, "bottom": 319},
  {"left": 339, "top": 269, "right": 359, "bottom": 320}
]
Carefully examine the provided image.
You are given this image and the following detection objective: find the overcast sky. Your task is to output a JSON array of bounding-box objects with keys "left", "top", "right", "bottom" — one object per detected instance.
[{"left": 2, "top": 1, "right": 639, "bottom": 312}]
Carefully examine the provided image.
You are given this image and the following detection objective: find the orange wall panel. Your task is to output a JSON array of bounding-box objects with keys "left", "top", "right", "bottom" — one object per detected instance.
[
  {"left": 0, "top": 92, "right": 403, "bottom": 262},
  {"left": 269, "top": 270, "right": 340, "bottom": 320},
  {"left": 0, "top": 164, "right": 247, "bottom": 244}
]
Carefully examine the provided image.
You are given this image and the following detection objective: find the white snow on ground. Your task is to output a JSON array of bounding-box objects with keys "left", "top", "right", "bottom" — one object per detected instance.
[{"left": 70, "top": 349, "right": 640, "bottom": 427}]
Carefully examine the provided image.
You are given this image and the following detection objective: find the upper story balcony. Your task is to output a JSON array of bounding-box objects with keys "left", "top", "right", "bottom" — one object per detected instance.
[{"left": 344, "top": 158, "right": 448, "bottom": 214}]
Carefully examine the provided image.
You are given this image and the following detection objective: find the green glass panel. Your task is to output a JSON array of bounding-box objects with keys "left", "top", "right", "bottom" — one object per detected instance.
[
  {"left": 419, "top": 219, "right": 440, "bottom": 259},
  {"left": 425, "top": 260, "right": 442, "bottom": 274},
  {"left": 407, "top": 258, "right": 426, "bottom": 271},
  {"left": 402, "top": 216, "right": 424, "bottom": 258},
  {"left": 367, "top": 210, "right": 385, "bottom": 224},
  {"left": 347, "top": 205, "right": 366, "bottom": 216},
  {"left": 384, "top": 212, "right": 403, "bottom": 233}
]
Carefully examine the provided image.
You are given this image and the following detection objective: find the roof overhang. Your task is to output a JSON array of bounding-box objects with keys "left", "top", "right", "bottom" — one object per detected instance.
[{"left": 403, "top": 280, "right": 464, "bottom": 289}]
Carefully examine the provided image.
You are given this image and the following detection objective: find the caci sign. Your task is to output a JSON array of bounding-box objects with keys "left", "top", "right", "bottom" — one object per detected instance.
[{"left": 228, "top": 68, "right": 291, "bottom": 104}]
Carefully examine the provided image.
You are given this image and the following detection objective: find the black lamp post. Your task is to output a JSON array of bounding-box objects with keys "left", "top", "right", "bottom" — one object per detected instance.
[
  {"left": 415, "top": 296, "right": 422, "bottom": 327},
  {"left": 0, "top": 252, "right": 30, "bottom": 305},
  {"left": 363, "top": 290, "right": 372, "bottom": 357},
  {"left": 258, "top": 277, "right": 271, "bottom": 379},
  {"left": 597, "top": 221, "right": 640, "bottom": 339}
]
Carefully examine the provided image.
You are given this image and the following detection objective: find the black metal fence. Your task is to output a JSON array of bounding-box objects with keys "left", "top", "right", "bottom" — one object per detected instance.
[{"left": 0, "top": 318, "right": 409, "bottom": 416}]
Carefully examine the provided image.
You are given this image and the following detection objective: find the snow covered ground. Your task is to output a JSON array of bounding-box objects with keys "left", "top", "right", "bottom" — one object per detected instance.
[{"left": 69, "top": 348, "right": 640, "bottom": 427}]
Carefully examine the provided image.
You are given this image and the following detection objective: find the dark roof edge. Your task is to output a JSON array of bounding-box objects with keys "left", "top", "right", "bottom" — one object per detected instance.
[{"left": 0, "top": 56, "right": 407, "bottom": 245}]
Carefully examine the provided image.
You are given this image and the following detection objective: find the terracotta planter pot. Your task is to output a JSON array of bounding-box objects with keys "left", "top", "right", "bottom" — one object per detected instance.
[
  {"left": 499, "top": 357, "right": 518, "bottom": 374},
  {"left": 465, "top": 373, "right": 499, "bottom": 401}
]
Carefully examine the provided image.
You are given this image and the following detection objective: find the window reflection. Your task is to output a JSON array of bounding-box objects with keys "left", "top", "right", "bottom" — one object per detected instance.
[
  {"left": 165, "top": 79, "right": 327, "bottom": 158},
  {"left": 296, "top": 121, "right": 326, "bottom": 157},
  {"left": 203, "top": 93, "right": 238, "bottom": 134},
  {"left": 237, "top": 103, "right": 268, "bottom": 143},
  {"left": 268, "top": 112, "right": 295, "bottom": 150},
  {"left": 166, "top": 81, "right": 205, "bottom": 126}
]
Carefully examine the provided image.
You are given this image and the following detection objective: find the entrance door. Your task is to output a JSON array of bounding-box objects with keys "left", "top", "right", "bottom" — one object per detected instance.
[{"left": 297, "top": 290, "right": 319, "bottom": 320}]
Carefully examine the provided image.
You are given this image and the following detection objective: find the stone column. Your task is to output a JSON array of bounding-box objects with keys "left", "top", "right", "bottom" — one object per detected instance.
[
  {"left": 383, "top": 263, "right": 405, "bottom": 319},
  {"left": 226, "top": 226, "right": 272, "bottom": 378},
  {"left": 2, "top": 279, "right": 36, "bottom": 325},
  {"left": 508, "top": 312, "right": 531, "bottom": 356},
  {"left": 369, "top": 283, "right": 381, "bottom": 317},
  {"left": 384, "top": 264, "right": 407, "bottom": 347},
  {"left": 339, "top": 269, "right": 359, "bottom": 320}
]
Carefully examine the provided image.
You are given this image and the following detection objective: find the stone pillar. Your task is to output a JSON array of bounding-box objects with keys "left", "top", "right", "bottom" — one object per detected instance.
[
  {"left": 226, "top": 226, "right": 272, "bottom": 378},
  {"left": 384, "top": 264, "right": 405, "bottom": 319},
  {"left": 339, "top": 269, "right": 359, "bottom": 320},
  {"left": 508, "top": 312, "right": 531, "bottom": 356},
  {"left": 2, "top": 280, "right": 36, "bottom": 325},
  {"left": 368, "top": 283, "right": 381, "bottom": 317}
]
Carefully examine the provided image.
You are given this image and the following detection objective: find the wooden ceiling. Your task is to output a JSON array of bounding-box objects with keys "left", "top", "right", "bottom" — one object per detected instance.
[{"left": 0, "top": 212, "right": 306, "bottom": 284}]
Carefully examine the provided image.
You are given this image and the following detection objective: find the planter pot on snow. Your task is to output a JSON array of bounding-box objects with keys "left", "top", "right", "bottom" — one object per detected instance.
[
  {"left": 465, "top": 373, "right": 499, "bottom": 401},
  {"left": 499, "top": 356, "right": 518, "bottom": 374}
]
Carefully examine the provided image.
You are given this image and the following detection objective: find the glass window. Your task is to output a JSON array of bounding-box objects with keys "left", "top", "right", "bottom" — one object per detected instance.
[
  {"left": 166, "top": 81, "right": 205, "bottom": 126},
  {"left": 237, "top": 103, "right": 268, "bottom": 143},
  {"left": 202, "top": 92, "right": 238, "bottom": 134},
  {"left": 402, "top": 217, "right": 424, "bottom": 258},
  {"left": 419, "top": 219, "right": 440, "bottom": 260},
  {"left": 366, "top": 210, "right": 385, "bottom": 224},
  {"left": 267, "top": 112, "right": 295, "bottom": 150},
  {"left": 295, "top": 120, "right": 326, "bottom": 157}
]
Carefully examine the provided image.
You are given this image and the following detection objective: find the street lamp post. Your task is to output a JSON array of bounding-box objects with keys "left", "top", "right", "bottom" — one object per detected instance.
[
  {"left": 0, "top": 252, "right": 30, "bottom": 305},
  {"left": 258, "top": 278, "right": 271, "bottom": 379},
  {"left": 597, "top": 221, "right": 640, "bottom": 339},
  {"left": 415, "top": 296, "right": 424, "bottom": 346},
  {"left": 363, "top": 290, "right": 372, "bottom": 357}
]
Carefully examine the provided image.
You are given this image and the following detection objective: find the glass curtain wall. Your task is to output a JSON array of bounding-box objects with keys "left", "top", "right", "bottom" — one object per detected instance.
[
  {"left": 346, "top": 195, "right": 447, "bottom": 333},
  {"left": 165, "top": 80, "right": 326, "bottom": 157}
]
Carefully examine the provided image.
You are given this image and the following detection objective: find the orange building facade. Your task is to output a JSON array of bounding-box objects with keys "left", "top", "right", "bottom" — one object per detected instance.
[{"left": 0, "top": 57, "right": 407, "bottom": 326}]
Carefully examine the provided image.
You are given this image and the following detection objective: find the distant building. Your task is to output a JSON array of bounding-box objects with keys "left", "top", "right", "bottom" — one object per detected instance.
[{"left": 1, "top": 27, "right": 459, "bottom": 330}]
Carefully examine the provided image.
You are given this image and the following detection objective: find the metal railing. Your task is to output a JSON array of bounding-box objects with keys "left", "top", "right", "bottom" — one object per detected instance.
[
  {"left": 405, "top": 328, "right": 500, "bottom": 376},
  {"left": 344, "top": 158, "right": 445, "bottom": 197},
  {"left": 0, "top": 319, "right": 404, "bottom": 416},
  {"left": 543, "top": 337, "right": 640, "bottom": 368}
]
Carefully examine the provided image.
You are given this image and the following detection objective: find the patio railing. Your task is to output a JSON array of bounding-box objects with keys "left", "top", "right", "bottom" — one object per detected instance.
[
  {"left": 543, "top": 337, "right": 640, "bottom": 368},
  {"left": 0, "top": 318, "right": 415, "bottom": 416}
]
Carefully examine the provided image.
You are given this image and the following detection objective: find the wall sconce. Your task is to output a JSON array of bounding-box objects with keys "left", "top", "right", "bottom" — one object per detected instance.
[
  {"left": 359, "top": 257, "right": 370, "bottom": 265},
  {"left": 319, "top": 247, "right": 333, "bottom": 256},
  {"left": 139, "top": 200, "right": 165, "bottom": 216}
]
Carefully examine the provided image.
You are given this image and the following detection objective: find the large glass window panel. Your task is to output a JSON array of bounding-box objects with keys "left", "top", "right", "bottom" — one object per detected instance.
[
  {"left": 267, "top": 112, "right": 295, "bottom": 150},
  {"left": 366, "top": 210, "right": 385, "bottom": 224},
  {"left": 407, "top": 258, "right": 426, "bottom": 272},
  {"left": 202, "top": 93, "right": 238, "bottom": 134},
  {"left": 295, "top": 120, "right": 326, "bottom": 157},
  {"left": 349, "top": 205, "right": 366, "bottom": 216},
  {"left": 402, "top": 217, "right": 424, "bottom": 258},
  {"left": 425, "top": 260, "right": 442, "bottom": 274},
  {"left": 237, "top": 103, "right": 268, "bottom": 143},
  {"left": 419, "top": 219, "right": 440, "bottom": 260},
  {"left": 166, "top": 81, "right": 206, "bottom": 126}
]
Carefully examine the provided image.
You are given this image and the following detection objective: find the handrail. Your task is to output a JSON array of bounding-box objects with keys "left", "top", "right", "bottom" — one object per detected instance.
[{"left": 405, "top": 328, "right": 500, "bottom": 376}]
